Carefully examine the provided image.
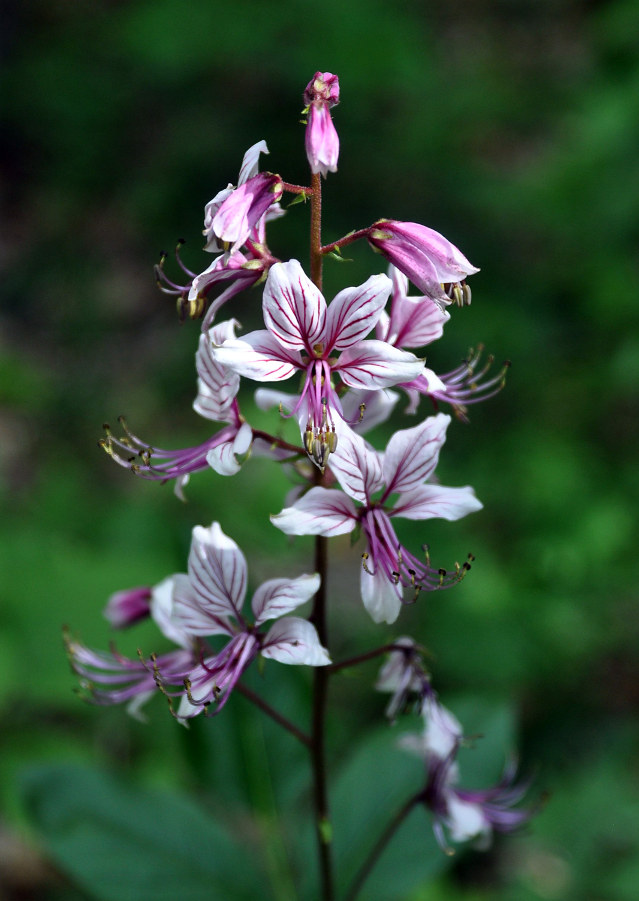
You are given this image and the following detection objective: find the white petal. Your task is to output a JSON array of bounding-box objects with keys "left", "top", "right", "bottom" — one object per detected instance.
[
  {"left": 252, "top": 573, "right": 320, "bottom": 625},
  {"left": 150, "top": 576, "right": 192, "bottom": 648},
  {"left": 447, "top": 796, "right": 491, "bottom": 844},
  {"left": 393, "top": 484, "right": 483, "bottom": 521},
  {"left": 262, "top": 260, "right": 326, "bottom": 351},
  {"left": 324, "top": 273, "right": 392, "bottom": 351},
  {"left": 194, "top": 323, "right": 241, "bottom": 421},
  {"left": 360, "top": 565, "right": 402, "bottom": 624},
  {"left": 271, "top": 487, "right": 357, "bottom": 537},
  {"left": 261, "top": 617, "right": 331, "bottom": 666},
  {"left": 386, "top": 294, "right": 450, "bottom": 348},
  {"left": 340, "top": 387, "right": 399, "bottom": 434},
  {"left": 422, "top": 699, "right": 463, "bottom": 759},
  {"left": 337, "top": 341, "right": 424, "bottom": 390},
  {"left": 186, "top": 522, "right": 247, "bottom": 620},
  {"left": 211, "top": 331, "right": 300, "bottom": 381},
  {"left": 207, "top": 421, "right": 253, "bottom": 476},
  {"left": 382, "top": 413, "right": 450, "bottom": 495},
  {"left": 328, "top": 426, "right": 383, "bottom": 504},
  {"left": 238, "top": 139, "right": 269, "bottom": 185},
  {"left": 172, "top": 573, "right": 234, "bottom": 637}
]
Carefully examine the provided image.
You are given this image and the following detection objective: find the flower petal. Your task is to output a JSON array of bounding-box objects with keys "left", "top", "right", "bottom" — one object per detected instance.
[
  {"left": 382, "top": 413, "right": 451, "bottom": 495},
  {"left": 337, "top": 340, "right": 424, "bottom": 390},
  {"left": 238, "top": 139, "right": 269, "bottom": 185},
  {"left": 185, "top": 522, "right": 247, "bottom": 621},
  {"left": 194, "top": 322, "right": 241, "bottom": 421},
  {"left": 271, "top": 487, "right": 357, "bottom": 536},
  {"left": 206, "top": 421, "right": 253, "bottom": 476},
  {"left": 392, "top": 484, "right": 483, "bottom": 521},
  {"left": 328, "top": 426, "right": 383, "bottom": 504},
  {"left": 262, "top": 260, "right": 326, "bottom": 351},
  {"left": 171, "top": 573, "right": 234, "bottom": 637},
  {"left": 252, "top": 573, "right": 320, "bottom": 625},
  {"left": 360, "top": 565, "right": 402, "bottom": 624},
  {"left": 324, "top": 273, "right": 392, "bottom": 351},
  {"left": 211, "top": 330, "right": 300, "bottom": 382},
  {"left": 261, "top": 617, "right": 331, "bottom": 665}
]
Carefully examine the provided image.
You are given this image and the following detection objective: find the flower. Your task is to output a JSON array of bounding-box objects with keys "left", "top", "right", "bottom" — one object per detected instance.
[
  {"left": 100, "top": 319, "right": 252, "bottom": 498},
  {"left": 402, "top": 698, "right": 532, "bottom": 851},
  {"left": 211, "top": 259, "right": 423, "bottom": 470},
  {"left": 303, "top": 72, "right": 340, "bottom": 177},
  {"left": 212, "top": 172, "right": 284, "bottom": 254},
  {"left": 368, "top": 219, "right": 479, "bottom": 306},
  {"left": 67, "top": 525, "right": 330, "bottom": 721},
  {"left": 271, "top": 414, "right": 482, "bottom": 623},
  {"left": 202, "top": 140, "right": 272, "bottom": 253},
  {"left": 170, "top": 521, "right": 330, "bottom": 718}
]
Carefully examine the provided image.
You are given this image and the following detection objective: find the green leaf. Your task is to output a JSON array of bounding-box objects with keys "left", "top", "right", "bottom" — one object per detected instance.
[
  {"left": 330, "top": 727, "right": 450, "bottom": 900},
  {"left": 20, "top": 763, "right": 265, "bottom": 901}
]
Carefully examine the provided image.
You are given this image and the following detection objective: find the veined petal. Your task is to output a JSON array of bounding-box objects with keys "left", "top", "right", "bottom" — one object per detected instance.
[
  {"left": 211, "top": 330, "right": 300, "bottom": 382},
  {"left": 271, "top": 487, "right": 357, "bottom": 537},
  {"left": 324, "top": 273, "right": 392, "bottom": 351},
  {"left": 360, "top": 564, "right": 402, "bottom": 624},
  {"left": 186, "top": 522, "right": 247, "bottom": 621},
  {"left": 206, "top": 421, "right": 252, "bottom": 476},
  {"left": 340, "top": 387, "right": 400, "bottom": 434},
  {"left": 194, "top": 322, "right": 241, "bottom": 421},
  {"left": 172, "top": 573, "right": 234, "bottom": 637},
  {"left": 252, "top": 573, "right": 320, "bottom": 625},
  {"left": 262, "top": 260, "right": 326, "bottom": 351},
  {"left": 261, "top": 617, "right": 331, "bottom": 665},
  {"left": 337, "top": 341, "right": 424, "bottom": 390},
  {"left": 150, "top": 576, "right": 193, "bottom": 648},
  {"left": 386, "top": 294, "right": 450, "bottom": 348},
  {"left": 392, "top": 483, "right": 483, "bottom": 521},
  {"left": 328, "top": 426, "right": 383, "bottom": 504},
  {"left": 382, "top": 413, "right": 451, "bottom": 495}
]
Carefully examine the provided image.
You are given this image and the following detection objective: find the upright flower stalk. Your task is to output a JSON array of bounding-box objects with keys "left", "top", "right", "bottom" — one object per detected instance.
[{"left": 69, "top": 72, "right": 533, "bottom": 901}]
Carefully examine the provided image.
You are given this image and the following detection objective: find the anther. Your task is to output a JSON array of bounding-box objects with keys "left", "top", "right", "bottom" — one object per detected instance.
[{"left": 361, "top": 552, "right": 374, "bottom": 575}]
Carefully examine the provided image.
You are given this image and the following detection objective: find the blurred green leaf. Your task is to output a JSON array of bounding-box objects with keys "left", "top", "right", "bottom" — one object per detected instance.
[{"left": 20, "top": 763, "right": 265, "bottom": 901}]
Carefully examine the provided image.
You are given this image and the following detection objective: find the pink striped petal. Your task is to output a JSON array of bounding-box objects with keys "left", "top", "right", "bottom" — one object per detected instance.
[
  {"left": 392, "top": 483, "right": 483, "bottom": 521},
  {"left": 186, "top": 522, "right": 247, "bottom": 621},
  {"left": 328, "top": 426, "right": 383, "bottom": 504},
  {"left": 271, "top": 487, "right": 357, "bottom": 537},
  {"left": 263, "top": 260, "right": 326, "bottom": 351},
  {"left": 252, "top": 573, "right": 320, "bottom": 625},
  {"left": 382, "top": 413, "right": 450, "bottom": 495},
  {"left": 211, "top": 330, "right": 300, "bottom": 382},
  {"left": 337, "top": 340, "right": 424, "bottom": 390},
  {"left": 262, "top": 617, "right": 331, "bottom": 665},
  {"left": 324, "top": 273, "right": 392, "bottom": 351}
]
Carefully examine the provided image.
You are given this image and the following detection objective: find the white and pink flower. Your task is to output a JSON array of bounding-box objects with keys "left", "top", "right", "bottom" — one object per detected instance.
[
  {"left": 211, "top": 259, "right": 424, "bottom": 469},
  {"left": 303, "top": 72, "right": 340, "bottom": 177},
  {"left": 271, "top": 415, "right": 482, "bottom": 623}
]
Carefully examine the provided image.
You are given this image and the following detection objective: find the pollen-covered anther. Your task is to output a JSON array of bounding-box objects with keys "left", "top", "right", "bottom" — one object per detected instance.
[
  {"left": 438, "top": 568, "right": 447, "bottom": 587},
  {"left": 444, "top": 280, "right": 472, "bottom": 306}
]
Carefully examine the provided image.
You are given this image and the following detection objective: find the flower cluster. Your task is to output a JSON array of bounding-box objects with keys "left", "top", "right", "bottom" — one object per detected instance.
[{"left": 70, "top": 71, "right": 531, "bottom": 871}]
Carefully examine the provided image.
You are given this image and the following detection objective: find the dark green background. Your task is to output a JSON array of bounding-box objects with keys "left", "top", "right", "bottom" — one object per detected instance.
[{"left": 2, "top": 1, "right": 638, "bottom": 898}]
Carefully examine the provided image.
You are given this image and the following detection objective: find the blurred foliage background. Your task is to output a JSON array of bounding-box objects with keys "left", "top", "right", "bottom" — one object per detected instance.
[{"left": 2, "top": 0, "right": 639, "bottom": 898}]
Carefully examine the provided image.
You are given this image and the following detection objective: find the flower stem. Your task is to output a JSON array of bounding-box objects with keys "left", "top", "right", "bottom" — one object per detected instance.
[
  {"left": 326, "top": 642, "right": 407, "bottom": 674},
  {"left": 310, "top": 171, "right": 323, "bottom": 291},
  {"left": 343, "top": 793, "right": 421, "bottom": 901},
  {"left": 235, "top": 682, "right": 311, "bottom": 748},
  {"left": 308, "top": 172, "right": 334, "bottom": 900},
  {"left": 310, "top": 533, "right": 333, "bottom": 901}
]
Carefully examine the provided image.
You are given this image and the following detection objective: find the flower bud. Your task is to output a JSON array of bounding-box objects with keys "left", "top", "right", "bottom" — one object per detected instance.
[{"left": 304, "top": 72, "right": 340, "bottom": 177}]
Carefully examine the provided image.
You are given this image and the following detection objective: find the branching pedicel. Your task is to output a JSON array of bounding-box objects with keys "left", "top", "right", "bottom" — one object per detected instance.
[{"left": 68, "top": 72, "right": 532, "bottom": 900}]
